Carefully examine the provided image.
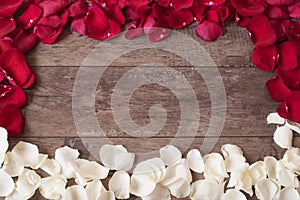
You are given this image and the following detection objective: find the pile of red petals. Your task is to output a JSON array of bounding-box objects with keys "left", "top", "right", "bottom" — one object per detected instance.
[{"left": 0, "top": 0, "right": 300, "bottom": 137}]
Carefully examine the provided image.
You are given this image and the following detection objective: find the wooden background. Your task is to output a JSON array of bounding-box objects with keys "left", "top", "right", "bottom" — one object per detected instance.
[{"left": 7, "top": 22, "right": 300, "bottom": 199}]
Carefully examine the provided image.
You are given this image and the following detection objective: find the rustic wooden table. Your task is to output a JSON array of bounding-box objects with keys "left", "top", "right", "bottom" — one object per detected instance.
[{"left": 7, "top": 22, "right": 300, "bottom": 199}]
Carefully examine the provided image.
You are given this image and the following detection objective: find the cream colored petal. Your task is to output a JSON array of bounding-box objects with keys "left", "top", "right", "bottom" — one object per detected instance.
[
  {"left": 30, "top": 154, "right": 48, "bottom": 169},
  {"left": 224, "top": 155, "right": 247, "bottom": 172},
  {"left": 277, "top": 168, "right": 299, "bottom": 188},
  {"left": 62, "top": 185, "right": 88, "bottom": 200},
  {"left": 2, "top": 152, "right": 24, "bottom": 177},
  {"left": 5, "top": 189, "right": 31, "bottom": 200},
  {"left": 186, "top": 149, "right": 204, "bottom": 173},
  {"left": 109, "top": 171, "right": 130, "bottom": 199},
  {"left": 264, "top": 156, "right": 277, "bottom": 179},
  {"left": 130, "top": 174, "right": 156, "bottom": 197},
  {"left": 221, "top": 144, "right": 243, "bottom": 159},
  {"left": 190, "top": 179, "right": 223, "bottom": 200},
  {"left": 40, "top": 158, "right": 61, "bottom": 176},
  {"left": 142, "top": 184, "right": 170, "bottom": 200},
  {"left": 204, "top": 154, "right": 228, "bottom": 183},
  {"left": 159, "top": 145, "right": 182, "bottom": 166},
  {"left": 167, "top": 178, "right": 190, "bottom": 198},
  {"left": 282, "top": 147, "right": 300, "bottom": 174},
  {"left": 55, "top": 146, "right": 80, "bottom": 178},
  {"left": 11, "top": 141, "right": 39, "bottom": 167},
  {"left": 249, "top": 161, "right": 267, "bottom": 185},
  {"left": 78, "top": 161, "right": 109, "bottom": 180},
  {"left": 39, "top": 175, "right": 67, "bottom": 200},
  {"left": 227, "top": 167, "right": 253, "bottom": 196},
  {"left": 0, "top": 169, "right": 14, "bottom": 197},
  {"left": 274, "top": 187, "right": 300, "bottom": 200},
  {"left": 267, "top": 113, "right": 285, "bottom": 125},
  {"left": 100, "top": 144, "right": 135, "bottom": 171},
  {"left": 86, "top": 179, "right": 106, "bottom": 200},
  {"left": 221, "top": 189, "right": 247, "bottom": 200},
  {"left": 273, "top": 126, "right": 293, "bottom": 149},
  {"left": 97, "top": 191, "right": 115, "bottom": 200},
  {"left": 16, "top": 169, "right": 41, "bottom": 197},
  {"left": 286, "top": 120, "right": 300, "bottom": 134},
  {"left": 255, "top": 178, "right": 280, "bottom": 200},
  {"left": 134, "top": 158, "right": 166, "bottom": 183},
  {"left": 0, "top": 127, "right": 9, "bottom": 166}
]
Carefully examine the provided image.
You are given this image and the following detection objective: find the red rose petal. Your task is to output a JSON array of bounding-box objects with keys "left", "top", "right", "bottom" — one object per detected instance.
[
  {"left": 287, "top": 21, "right": 300, "bottom": 45},
  {"left": 34, "top": 25, "right": 63, "bottom": 44},
  {"left": 235, "top": 13, "right": 250, "bottom": 27},
  {"left": 200, "top": 0, "right": 225, "bottom": 6},
  {"left": 13, "top": 30, "right": 39, "bottom": 53},
  {"left": 276, "top": 67, "right": 300, "bottom": 90},
  {"left": 252, "top": 45, "right": 277, "bottom": 71},
  {"left": 156, "top": 0, "right": 171, "bottom": 7},
  {"left": 125, "top": 21, "right": 143, "bottom": 40},
  {"left": 231, "top": 0, "right": 265, "bottom": 16},
  {"left": 105, "top": 5, "right": 126, "bottom": 25},
  {"left": 0, "top": 83, "right": 27, "bottom": 108},
  {"left": 68, "top": 1, "right": 89, "bottom": 18},
  {"left": 0, "top": 104, "right": 24, "bottom": 137},
  {"left": 270, "top": 19, "right": 290, "bottom": 42},
  {"left": 125, "top": 0, "right": 149, "bottom": 12},
  {"left": 266, "top": 0, "right": 296, "bottom": 6},
  {"left": 246, "top": 15, "right": 276, "bottom": 47},
  {"left": 169, "top": 9, "right": 194, "bottom": 29},
  {"left": 37, "top": 15, "right": 62, "bottom": 28},
  {"left": 195, "top": 20, "right": 223, "bottom": 41},
  {"left": 266, "top": 76, "right": 291, "bottom": 102},
  {"left": 278, "top": 92, "right": 300, "bottom": 123},
  {"left": 172, "top": 0, "right": 193, "bottom": 10},
  {"left": 278, "top": 41, "right": 298, "bottom": 71},
  {"left": 71, "top": 18, "right": 86, "bottom": 35},
  {"left": 85, "top": 5, "right": 109, "bottom": 34},
  {"left": 18, "top": 5, "right": 42, "bottom": 30},
  {"left": 205, "top": 10, "right": 220, "bottom": 23},
  {"left": 266, "top": 6, "right": 289, "bottom": 19},
  {"left": 38, "top": 0, "right": 71, "bottom": 17},
  {"left": 289, "top": 1, "right": 300, "bottom": 18},
  {"left": 87, "top": 19, "right": 120, "bottom": 40},
  {"left": 148, "top": 27, "right": 171, "bottom": 42},
  {"left": 0, "top": 39, "right": 12, "bottom": 54},
  {"left": 0, "top": 0, "right": 23, "bottom": 17},
  {"left": 190, "top": 0, "right": 206, "bottom": 21},
  {"left": 20, "top": 67, "right": 35, "bottom": 89},
  {"left": 0, "top": 17, "right": 16, "bottom": 37}
]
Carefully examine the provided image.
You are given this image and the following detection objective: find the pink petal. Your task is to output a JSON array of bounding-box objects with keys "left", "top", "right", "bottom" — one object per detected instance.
[
  {"left": 199, "top": 0, "right": 225, "bottom": 6},
  {"left": 70, "top": 18, "right": 86, "bottom": 35},
  {"left": 246, "top": 15, "right": 276, "bottom": 47},
  {"left": 68, "top": 1, "right": 89, "bottom": 18},
  {"left": 12, "top": 30, "right": 39, "bottom": 53},
  {"left": 252, "top": 45, "right": 277, "bottom": 71},
  {"left": 0, "top": 0, "right": 23, "bottom": 17},
  {"left": 289, "top": 1, "right": 300, "bottom": 19},
  {"left": 278, "top": 41, "right": 298, "bottom": 71},
  {"left": 125, "top": 21, "right": 143, "bottom": 40},
  {"left": 18, "top": 5, "right": 42, "bottom": 30},
  {"left": 266, "top": 76, "right": 291, "bottom": 102},
  {"left": 148, "top": 27, "right": 171, "bottom": 42},
  {"left": 0, "top": 17, "right": 16, "bottom": 37},
  {"left": 278, "top": 92, "right": 300, "bottom": 123},
  {"left": 85, "top": 5, "right": 109, "bottom": 34},
  {"left": 231, "top": 0, "right": 265, "bottom": 16},
  {"left": 266, "top": 6, "right": 289, "bottom": 19},
  {"left": 266, "top": 0, "right": 296, "bottom": 6},
  {"left": 38, "top": 0, "right": 71, "bottom": 16},
  {"left": 172, "top": 0, "right": 194, "bottom": 10},
  {"left": 195, "top": 20, "right": 223, "bottom": 41},
  {"left": 169, "top": 9, "right": 194, "bottom": 29}
]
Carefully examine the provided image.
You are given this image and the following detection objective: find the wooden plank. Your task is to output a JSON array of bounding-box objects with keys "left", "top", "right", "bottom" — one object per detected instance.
[
  {"left": 26, "top": 22, "right": 254, "bottom": 68},
  {"left": 23, "top": 66, "right": 278, "bottom": 137}
]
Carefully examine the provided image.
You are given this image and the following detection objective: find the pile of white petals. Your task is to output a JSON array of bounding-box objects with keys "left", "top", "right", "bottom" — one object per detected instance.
[{"left": 0, "top": 115, "right": 299, "bottom": 200}]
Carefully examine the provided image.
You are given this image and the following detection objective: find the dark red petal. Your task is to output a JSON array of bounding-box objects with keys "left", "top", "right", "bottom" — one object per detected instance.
[
  {"left": 105, "top": 5, "right": 126, "bottom": 25},
  {"left": 0, "top": 0, "right": 23, "bottom": 17},
  {"left": 200, "top": 0, "right": 225, "bottom": 6},
  {"left": 252, "top": 45, "right": 277, "bottom": 71},
  {"left": 34, "top": 25, "right": 63, "bottom": 44},
  {"left": 195, "top": 20, "right": 223, "bottom": 41},
  {"left": 38, "top": 0, "right": 71, "bottom": 17},
  {"left": 246, "top": 15, "right": 276, "bottom": 47},
  {"left": 125, "top": 0, "right": 149, "bottom": 12},
  {"left": 0, "top": 48, "right": 33, "bottom": 88},
  {"left": 190, "top": 0, "right": 207, "bottom": 21},
  {"left": 0, "top": 17, "right": 16, "bottom": 37},
  {"left": 156, "top": 0, "right": 171, "bottom": 7},
  {"left": 12, "top": 30, "right": 39, "bottom": 53},
  {"left": 0, "top": 104, "right": 24, "bottom": 137},
  {"left": 172, "top": 0, "right": 193, "bottom": 10},
  {"left": 205, "top": 10, "right": 220, "bottom": 23},
  {"left": 18, "top": 5, "right": 42, "bottom": 30},
  {"left": 60, "top": 9, "right": 69, "bottom": 27},
  {"left": 71, "top": 18, "right": 86, "bottom": 35},
  {"left": 37, "top": 15, "right": 62, "bottom": 28},
  {"left": 125, "top": 21, "right": 143, "bottom": 40},
  {"left": 278, "top": 92, "right": 300, "bottom": 123},
  {"left": 266, "top": 0, "right": 296, "bottom": 6},
  {"left": 68, "top": 1, "right": 89, "bottom": 18},
  {"left": 266, "top": 76, "right": 291, "bottom": 102},
  {"left": 148, "top": 27, "right": 171, "bottom": 42},
  {"left": 87, "top": 19, "right": 120, "bottom": 40},
  {"left": 169, "top": 9, "right": 194, "bottom": 29},
  {"left": 287, "top": 21, "right": 300, "bottom": 44},
  {"left": 20, "top": 67, "right": 35, "bottom": 89},
  {"left": 235, "top": 13, "right": 250, "bottom": 27},
  {"left": 85, "top": 5, "right": 109, "bottom": 34},
  {"left": 270, "top": 19, "right": 290, "bottom": 42},
  {"left": 276, "top": 68, "right": 300, "bottom": 90},
  {"left": 231, "top": 0, "right": 265, "bottom": 16},
  {"left": 289, "top": 1, "right": 300, "bottom": 18},
  {"left": 266, "top": 6, "right": 289, "bottom": 19},
  {"left": 277, "top": 41, "right": 298, "bottom": 71},
  {"left": 0, "top": 84, "right": 27, "bottom": 108},
  {"left": 0, "top": 39, "right": 12, "bottom": 54}
]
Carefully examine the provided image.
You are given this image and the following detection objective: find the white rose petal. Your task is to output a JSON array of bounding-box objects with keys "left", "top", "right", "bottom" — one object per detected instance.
[
  {"left": 5, "top": 189, "right": 31, "bottom": 200},
  {"left": 78, "top": 161, "right": 109, "bottom": 180},
  {"left": 109, "top": 170, "right": 130, "bottom": 199},
  {"left": 190, "top": 179, "right": 224, "bottom": 200},
  {"left": 142, "top": 184, "right": 170, "bottom": 200},
  {"left": 267, "top": 113, "right": 285, "bottom": 125},
  {"left": 159, "top": 145, "right": 182, "bottom": 166},
  {"left": 273, "top": 126, "right": 293, "bottom": 149},
  {"left": 276, "top": 167, "right": 299, "bottom": 188},
  {"left": 62, "top": 185, "right": 88, "bottom": 200},
  {"left": 221, "top": 189, "right": 247, "bottom": 200},
  {"left": 98, "top": 191, "right": 115, "bottom": 200},
  {"left": 166, "top": 178, "right": 190, "bottom": 198},
  {"left": 275, "top": 187, "right": 300, "bottom": 200},
  {"left": 30, "top": 154, "right": 48, "bottom": 169},
  {"left": 134, "top": 158, "right": 166, "bottom": 183},
  {"left": 11, "top": 141, "right": 39, "bottom": 167},
  {"left": 283, "top": 147, "right": 300, "bottom": 174},
  {"left": 186, "top": 149, "right": 204, "bottom": 173},
  {"left": 249, "top": 161, "right": 267, "bottom": 185},
  {"left": 255, "top": 178, "right": 280, "bottom": 200},
  {"left": 227, "top": 166, "right": 253, "bottom": 196},
  {"left": 55, "top": 146, "right": 80, "bottom": 178},
  {"left": 221, "top": 144, "right": 243, "bottom": 159},
  {"left": 39, "top": 175, "right": 67, "bottom": 200},
  {"left": 264, "top": 156, "right": 278, "bottom": 179},
  {"left": 85, "top": 179, "right": 106, "bottom": 200},
  {"left": 16, "top": 169, "right": 41, "bottom": 197},
  {"left": 0, "top": 169, "right": 14, "bottom": 197},
  {"left": 100, "top": 144, "right": 135, "bottom": 171},
  {"left": 2, "top": 152, "right": 24, "bottom": 177},
  {"left": 286, "top": 120, "right": 300, "bottom": 134},
  {"left": 224, "top": 155, "right": 247, "bottom": 172},
  {"left": 130, "top": 174, "right": 156, "bottom": 197},
  {"left": 203, "top": 153, "right": 228, "bottom": 183},
  {"left": 40, "top": 158, "right": 61, "bottom": 176},
  {"left": 0, "top": 127, "right": 9, "bottom": 166}
]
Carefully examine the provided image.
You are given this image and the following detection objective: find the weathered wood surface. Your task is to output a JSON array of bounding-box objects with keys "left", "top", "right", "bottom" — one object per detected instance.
[{"left": 6, "top": 21, "right": 299, "bottom": 200}]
